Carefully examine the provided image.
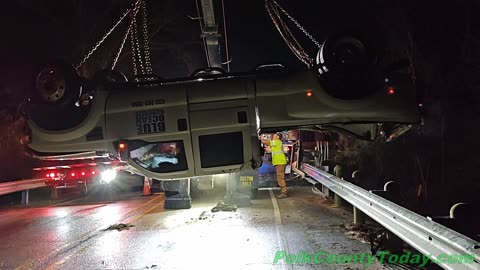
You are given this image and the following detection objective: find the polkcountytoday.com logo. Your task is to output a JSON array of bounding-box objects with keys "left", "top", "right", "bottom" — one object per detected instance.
[{"left": 273, "top": 250, "right": 476, "bottom": 267}]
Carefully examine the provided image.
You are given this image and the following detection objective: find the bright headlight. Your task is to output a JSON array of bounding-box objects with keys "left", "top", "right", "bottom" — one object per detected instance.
[{"left": 101, "top": 169, "right": 117, "bottom": 183}]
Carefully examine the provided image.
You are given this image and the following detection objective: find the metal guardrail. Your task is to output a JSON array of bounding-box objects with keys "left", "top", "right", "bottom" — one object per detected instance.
[
  {"left": 0, "top": 178, "right": 47, "bottom": 197},
  {"left": 302, "top": 164, "right": 480, "bottom": 270}
]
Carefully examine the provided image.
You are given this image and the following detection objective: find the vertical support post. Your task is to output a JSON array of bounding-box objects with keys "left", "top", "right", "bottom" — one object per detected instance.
[
  {"left": 319, "top": 141, "right": 323, "bottom": 163},
  {"left": 51, "top": 186, "right": 58, "bottom": 200},
  {"left": 450, "top": 202, "right": 470, "bottom": 219},
  {"left": 334, "top": 193, "right": 342, "bottom": 207},
  {"left": 80, "top": 182, "right": 88, "bottom": 197},
  {"left": 326, "top": 141, "right": 329, "bottom": 160},
  {"left": 322, "top": 185, "right": 330, "bottom": 198},
  {"left": 353, "top": 206, "right": 365, "bottom": 224},
  {"left": 21, "top": 190, "right": 29, "bottom": 205},
  {"left": 384, "top": 181, "right": 401, "bottom": 204},
  {"left": 351, "top": 170, "right": 360, "bottom": 184}
]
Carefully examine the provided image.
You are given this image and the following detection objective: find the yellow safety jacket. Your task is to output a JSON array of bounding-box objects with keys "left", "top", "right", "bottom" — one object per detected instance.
[{"left": 270, "top": 139, "right": 287, "bottom": 166}]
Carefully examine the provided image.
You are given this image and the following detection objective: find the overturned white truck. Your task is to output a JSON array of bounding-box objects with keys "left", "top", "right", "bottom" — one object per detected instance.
[{"left": 25, "top": 37, "right": 419, "bottom": 208}]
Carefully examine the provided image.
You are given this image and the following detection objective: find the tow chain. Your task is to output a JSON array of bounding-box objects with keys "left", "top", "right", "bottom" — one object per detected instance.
[
  {"left": 75, "top": 8, "right": 132, "bottom": 71},
  {"left": 76, "top": 0, "right": 154, "bottom": 81},
  {"left": 265, "top": 0, "right": 320, "bottom": 67},
  {"left": 140, "top": 0, "right": 153, "bottom": 75},
  {"left": 130, "top": 0, "right": 144, "bottom": 76},
  {"left": 111, "top": 8, "right": 137, "bottom": 70},
  {"left": 270, "top": 0, "right": 321, "bottom": 48},
  {"left": 111, "top": 24, "right": 131, "bottom": 70},
  {"left": 129, "top": 0, "right": 154, "bottom": 81}
]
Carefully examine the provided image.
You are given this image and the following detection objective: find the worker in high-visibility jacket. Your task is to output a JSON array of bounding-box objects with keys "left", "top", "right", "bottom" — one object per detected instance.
[{"left": 261, "top": 132, "right": 288, "bottom": 199}]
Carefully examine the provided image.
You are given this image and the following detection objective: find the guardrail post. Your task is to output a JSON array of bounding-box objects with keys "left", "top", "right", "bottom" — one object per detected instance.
[
  {"left": 79, "top": 182, "right": 88, "bottom": 197},
  {"left": 351, "top": 170, "right": 360, "bottom": 184},
  {"left": 334, "top": 192, "right": 343, "bottom": 207},
  {"left": 370, "top": 181, "right": 402, "bottom": 205},
  {"left": 322, "top": 185, "right": 330, "bottom": 198},
  {"left": 347, "top": 172, "right": 364, "bottom": 222},
  {"left": 450, "top": 202, "right": 469, "bottom": 219},
  {"left": 450, "top": 202, "right": 477, "bottom": 239},
  {"left": 353, "top": 206, "right": 365, "bottom": 224},
  {"left": 51, "top": 186, "right": 58, "bottom": 200},
  {"left": 21, "top": 190, "right": 29, "bottom": 204},
  {"left": 336, "top": 169, "right": 365, "bottom": 222},
  {"left": 428, "top": 202, "right": 479, "bottom": 240},
  {"left": 332, "top": 165, "right": 343, "bottom": 206}
]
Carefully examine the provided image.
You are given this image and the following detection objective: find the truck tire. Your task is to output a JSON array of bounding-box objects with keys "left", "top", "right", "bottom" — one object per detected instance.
[
  {"left": 27, "top": 59, "right": 89, "bottom": 131},
  {"left": 33, "top": 59, "right": 82, "bottom": 108}
]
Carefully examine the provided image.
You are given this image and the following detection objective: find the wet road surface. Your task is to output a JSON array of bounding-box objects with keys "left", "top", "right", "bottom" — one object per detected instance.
[{"left": 0, "top": 187, "right": 394, "bottom": 270}]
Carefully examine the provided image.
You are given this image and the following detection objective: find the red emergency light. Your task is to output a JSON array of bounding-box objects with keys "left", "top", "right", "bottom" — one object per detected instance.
[{"left": 387, "top": 86, "right": 395, "bottom": 95}]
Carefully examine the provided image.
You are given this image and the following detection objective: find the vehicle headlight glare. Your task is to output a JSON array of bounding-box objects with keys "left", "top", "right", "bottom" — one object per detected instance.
[{"left": 101, "top": 169, "right": 117, "bottom": 183}]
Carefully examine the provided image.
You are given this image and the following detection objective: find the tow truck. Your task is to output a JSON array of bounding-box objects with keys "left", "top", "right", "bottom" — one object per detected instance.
[{"left": 32, "top": 158, "right": 125, "bottom": 197}]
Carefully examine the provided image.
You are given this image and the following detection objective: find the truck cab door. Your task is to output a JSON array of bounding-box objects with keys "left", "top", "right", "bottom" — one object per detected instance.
[{"left": 105, "top": 84, "right": 195, "bottom": 180}]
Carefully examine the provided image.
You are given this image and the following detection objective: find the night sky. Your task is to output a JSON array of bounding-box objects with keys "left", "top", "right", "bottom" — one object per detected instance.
[{"left": 0, "top": 0, "right": 381, "bottom": 77}]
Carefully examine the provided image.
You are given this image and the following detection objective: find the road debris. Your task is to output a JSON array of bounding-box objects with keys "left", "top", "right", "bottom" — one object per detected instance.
[
  {"left": 104, "top": 223, "right": 135, "bottom": 231},
  {"left": 344, "top": 223, "right": 379, "bottom": 244},
  {"left": 185, "top": 211, "right": 215, "bottom": 224},
  {"left": 199, "top": 211, "right": 211, "bottom": 220},
  {"left": 211, "top": 202, "right": 237, "bottom": 212}
]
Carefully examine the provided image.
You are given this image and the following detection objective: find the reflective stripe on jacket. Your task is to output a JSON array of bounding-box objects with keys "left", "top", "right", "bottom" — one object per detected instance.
[{"left": 270, "top": 139, "right": 287, "bottom": 166}]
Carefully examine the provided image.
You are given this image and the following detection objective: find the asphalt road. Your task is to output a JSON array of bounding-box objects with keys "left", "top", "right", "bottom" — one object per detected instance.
[{"left": 0, "top": 187, "right": 394, "bottom": 270}]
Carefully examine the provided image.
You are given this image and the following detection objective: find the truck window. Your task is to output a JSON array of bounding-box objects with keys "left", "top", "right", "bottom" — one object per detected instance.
[
  {"left": 199, "top": 131, "right": 244, "bottom": 168},
  {"left": 129, "top": 140, "right": 188, "bottom": 173}
]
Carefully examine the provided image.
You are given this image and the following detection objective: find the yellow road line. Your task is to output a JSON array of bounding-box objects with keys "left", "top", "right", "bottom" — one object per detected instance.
[
  {"left": 125, "top": 199, "right": 165, "bottom": 224},
  {"left": 119, "top": 195, "right": 164, "bottom": 219},
  {"left": 15, "top": 195, "right": 163, "bottom": 270}
]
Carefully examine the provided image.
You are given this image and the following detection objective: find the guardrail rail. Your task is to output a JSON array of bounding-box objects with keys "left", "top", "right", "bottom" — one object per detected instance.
[
  {"left": 0, "top": 178, "right": 47, "bottom": 204},
  {"left": 302, "top": 163, "right": 480, "bottom": 270}
]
